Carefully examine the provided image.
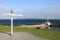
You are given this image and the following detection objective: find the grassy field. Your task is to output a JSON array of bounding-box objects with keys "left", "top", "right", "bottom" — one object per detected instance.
[{"left": 0, "top": 26, "right": 60, "bottom": 40}]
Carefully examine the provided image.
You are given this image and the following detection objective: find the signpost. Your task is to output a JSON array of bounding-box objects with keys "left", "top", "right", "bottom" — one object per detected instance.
[{"left": 3, "top": 10, "right": 23, "bottom": 36}]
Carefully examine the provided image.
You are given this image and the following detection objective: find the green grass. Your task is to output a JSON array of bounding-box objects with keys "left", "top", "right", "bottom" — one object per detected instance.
[{"left": 0, "top": 26, "right": 60, "bottom": 40}]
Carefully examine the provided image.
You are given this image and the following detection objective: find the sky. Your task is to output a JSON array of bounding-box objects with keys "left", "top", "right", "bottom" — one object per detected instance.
[{"left": 0, "top": 0, "right": 60, "bottom": 19}]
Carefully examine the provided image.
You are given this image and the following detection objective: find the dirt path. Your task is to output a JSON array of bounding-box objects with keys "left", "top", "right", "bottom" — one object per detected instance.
[{"left": 0, "top": 32, "right": 46, "bottom": 40}]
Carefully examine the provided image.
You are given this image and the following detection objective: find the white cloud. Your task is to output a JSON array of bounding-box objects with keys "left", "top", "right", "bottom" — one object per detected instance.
[
  {"left": 41, "top": 7, "right": 60, "bottom": 14},
  {"left": 22, "top": 7, "right": 60, "bottom": 19},
  {"left": 0, "top": 5, "right": 7, "bottom": 11},
  {"left": 0, "top": 6, "right": 60, "bottom": 19},
  {"left": 24, "top": 7, "right": 60, "bottom": 14}
]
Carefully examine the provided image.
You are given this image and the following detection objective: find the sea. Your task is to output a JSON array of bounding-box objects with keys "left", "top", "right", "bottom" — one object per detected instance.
[
  {"left": 0, "top": 19, "right": 60, "bottom": 26},
  {"left": 0, "top": 19, "right": 60, "bottom": 31}
]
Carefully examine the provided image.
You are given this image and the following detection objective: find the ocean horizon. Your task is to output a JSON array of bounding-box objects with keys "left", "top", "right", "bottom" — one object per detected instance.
[{"left": 0, "top": 19, "right": 60, "bottom": 26}]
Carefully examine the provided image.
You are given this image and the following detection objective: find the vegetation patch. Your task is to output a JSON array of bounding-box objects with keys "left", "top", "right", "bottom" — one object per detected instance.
[{"left": 0, "top": 26, "right": 60, "bottom": 40}]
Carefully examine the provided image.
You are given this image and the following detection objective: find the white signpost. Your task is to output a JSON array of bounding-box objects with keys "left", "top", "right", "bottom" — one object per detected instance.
[{"left": 3, "top": 10, "right": 23, "bottom": 36}]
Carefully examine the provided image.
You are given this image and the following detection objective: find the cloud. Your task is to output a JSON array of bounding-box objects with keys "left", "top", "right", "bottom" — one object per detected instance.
[
  {"left": 0, "top": 5, "right": 14, "bottom": 13},
  {"left": 41, "top": 7, "right": 60, "bottom": 14},
  {"left": 0, "top": 5, "right": 7, "bottom": 11},
  {"left": 24, "top": 7, "right": 60, "bottom": 14},
  {"left": 0, "top": 6, "right": 60, "bottom": 19},
  {"left": 21, "top": 7, "right": 60, "bottom": 19}
]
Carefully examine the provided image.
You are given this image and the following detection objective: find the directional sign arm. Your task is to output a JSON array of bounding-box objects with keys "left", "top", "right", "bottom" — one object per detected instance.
[
  {"left": 3, "top": 14, "right": 23, "bottom": 16},
  {"left": 13, "top": 14, "right": 23, "bottom": 16},
  {"left": 3, "top": 13, "right": 11, "bottom": 16}
]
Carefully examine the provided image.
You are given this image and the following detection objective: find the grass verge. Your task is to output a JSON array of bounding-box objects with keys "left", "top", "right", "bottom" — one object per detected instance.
[{"left": 0, "top": 26, "right": 60, "bottom": 40}]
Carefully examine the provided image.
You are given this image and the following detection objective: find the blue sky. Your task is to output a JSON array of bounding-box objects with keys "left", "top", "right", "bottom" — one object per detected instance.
[{"left": 0, "top": 0, "right": 60, "bottom": 19}]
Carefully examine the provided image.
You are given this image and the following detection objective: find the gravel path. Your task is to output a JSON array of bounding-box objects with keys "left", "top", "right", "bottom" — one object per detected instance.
[{"left": 0, "top": 32, "right": 46, "bottom": 40}]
